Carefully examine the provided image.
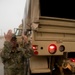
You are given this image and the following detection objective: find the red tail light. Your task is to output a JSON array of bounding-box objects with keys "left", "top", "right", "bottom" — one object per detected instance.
[
  {"left": 34, "top": 51, "right": 38, "bottom": 55},
  {"left": 70, "top": 58, "right": 75, "bottom": 62},
  {"left": 48, "top": 44, "right": 57, "bottom": 54},
  {"left": 32, "top": 45, "right": 38, "bottom": 50},
  {"left": 32, "top": 45, "right": 38, "bottom": 55}
]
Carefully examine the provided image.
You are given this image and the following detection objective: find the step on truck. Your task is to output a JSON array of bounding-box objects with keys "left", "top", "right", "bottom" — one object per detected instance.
[{"left": 15, "top": 0, "right": 75, "bottom": 74}]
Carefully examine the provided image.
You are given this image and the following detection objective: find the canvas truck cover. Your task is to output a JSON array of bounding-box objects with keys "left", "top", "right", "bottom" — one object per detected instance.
[
  {"left": 23, "top": 0, "right": 40, "bottom": 31},
  {"left": 22, "top": 0, "right": 75, "bottom": 32}
]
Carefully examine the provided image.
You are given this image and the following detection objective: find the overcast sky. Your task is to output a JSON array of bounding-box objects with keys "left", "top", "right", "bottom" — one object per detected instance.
[{"left": 0, "top": 0, "right": 26, "bottom": 36}]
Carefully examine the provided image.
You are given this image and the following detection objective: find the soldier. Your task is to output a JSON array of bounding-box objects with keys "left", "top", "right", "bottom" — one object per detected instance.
[{"left": 0, "top": 30, "right": 34, "bottom": 75}]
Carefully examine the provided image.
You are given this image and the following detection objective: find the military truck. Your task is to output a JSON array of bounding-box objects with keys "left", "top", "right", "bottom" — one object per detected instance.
[
  {"left": 14, "top": 24, "right": 23, "bottom": 47},
  {"left": 15, "top": 0, "right": 75, "bottom": 74}
]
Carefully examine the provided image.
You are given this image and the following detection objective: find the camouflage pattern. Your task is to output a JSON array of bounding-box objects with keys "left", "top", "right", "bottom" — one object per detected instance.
[{"left": 1, "top": 41, "right": 34, "bottom": 75}]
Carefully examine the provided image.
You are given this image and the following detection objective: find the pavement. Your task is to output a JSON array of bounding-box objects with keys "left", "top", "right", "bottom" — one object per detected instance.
[{"left": 0, "top": 57, "right": 4, "bottom": 75}]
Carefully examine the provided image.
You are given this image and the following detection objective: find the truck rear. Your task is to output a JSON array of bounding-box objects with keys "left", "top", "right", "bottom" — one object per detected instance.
[{"left": 22, "top": 0, "right": 75, "bottom": 74}]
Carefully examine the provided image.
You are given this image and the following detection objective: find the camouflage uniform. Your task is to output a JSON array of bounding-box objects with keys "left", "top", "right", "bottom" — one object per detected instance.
[{"left": 1, "top": 41, "right": 34, "bottom": 75}]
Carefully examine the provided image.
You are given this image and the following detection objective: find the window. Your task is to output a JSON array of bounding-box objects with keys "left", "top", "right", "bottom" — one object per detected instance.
[{"left": 40, "top": 0, "right": 75, "bottom": 19}]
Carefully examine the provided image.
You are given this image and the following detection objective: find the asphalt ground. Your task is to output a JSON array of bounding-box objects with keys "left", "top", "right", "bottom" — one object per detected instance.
[{"left": 0, "top": 57, "right": 4, "bottom": 75}]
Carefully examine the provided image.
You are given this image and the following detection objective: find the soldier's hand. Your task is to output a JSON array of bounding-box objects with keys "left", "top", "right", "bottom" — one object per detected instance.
[
  {"left": 4, "top": 30, "right": 13, "bottom": 42},
  {"left": 22, "top": 33, "right": 28, "bottom": 43}
]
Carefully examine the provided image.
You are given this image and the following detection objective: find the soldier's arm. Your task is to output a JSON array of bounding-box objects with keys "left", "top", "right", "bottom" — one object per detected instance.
[
  {"left": 22, "top": 34, "right": 34, "bottom": 58},
  {"left": 1, "top": 41, "right": 12, "bottom": 63},
  {"left": 23, "top": 41, "right": 34, "bottom": 58}
]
